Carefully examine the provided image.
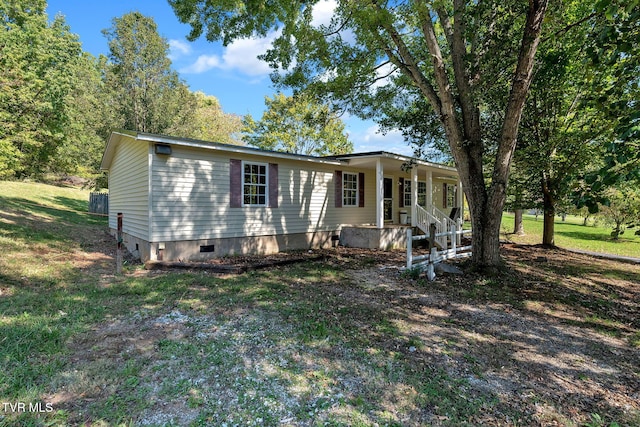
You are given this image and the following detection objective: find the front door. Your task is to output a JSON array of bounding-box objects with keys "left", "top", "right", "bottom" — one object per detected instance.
[{"left": 383, "top": 177, "right": 393, "bottom": 222}]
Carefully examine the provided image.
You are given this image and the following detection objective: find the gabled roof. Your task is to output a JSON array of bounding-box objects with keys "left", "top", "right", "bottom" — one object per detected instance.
[
  {"left": 100, "top": 130, "right": 458, "bottom": 175},
  {"left": 100, "top": 130, "right": 347, "bottom": 170}
]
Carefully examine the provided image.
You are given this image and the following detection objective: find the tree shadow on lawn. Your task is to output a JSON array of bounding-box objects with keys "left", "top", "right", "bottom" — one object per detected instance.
[
  {"left": 412, "top": 244, "right": 640, "bottom": 422},
  {"left": 555, "top": 225, "right": 640, "bottom": 245},
  {"left": 223, "top": 256, "right": 640, "bottom": 426},
  {"left": 0, "top": 195, "right": 107, "bottom": 227},
  {"left": 448, "top": 245, "right": 640, "bottom": 336},
  {"left": 0, "top": 196, "right": 109, "bottom": 255},
  {"left": 2, "top": 240, "right": 639, "bottom": 426}
]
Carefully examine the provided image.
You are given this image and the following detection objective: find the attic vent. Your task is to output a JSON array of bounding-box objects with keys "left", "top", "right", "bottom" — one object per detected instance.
[
  {"left": 199, "top": 244, "right": 215, "bottom": 253},
  {"left": 155, "top": 144, "right": 172, "bottom": 155}
]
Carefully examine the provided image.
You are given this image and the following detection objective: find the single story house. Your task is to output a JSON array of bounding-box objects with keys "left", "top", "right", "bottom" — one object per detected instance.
[{"left": 100, "top": 130, "right": 464, "bottom": 262}]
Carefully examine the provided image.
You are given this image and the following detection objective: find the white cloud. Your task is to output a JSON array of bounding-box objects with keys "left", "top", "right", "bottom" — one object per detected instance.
[
  {"left": 311, "top": 0, "right": 356, "bottom": 45},
  {"left": 180, "top": 33, "right": 277, "bottom": 77},
  {"left": 168, "top": 39, "right": 192, "bottom": 60},
  {"left": 312, "top": 0, "right": 337, "bottom": 27},
  {"left": 351, "top": 124, "right": 412, "bottom": 156},
  {"left": 181, "top": 54, "right": 222, "bottom": 74},
  {"left": 221, "top": 36, "right": 275, "bottom": 76},
  {"left": 371, "top": 62, "right": 399, "bottom": 89}
]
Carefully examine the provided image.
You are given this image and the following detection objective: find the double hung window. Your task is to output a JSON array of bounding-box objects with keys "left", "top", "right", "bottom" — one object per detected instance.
[
  {"left": 342, "top": 172, "right": 358, "bottom": 207},
  {"left": 243, "top": 162, "right": 267, "bottom": 206}
]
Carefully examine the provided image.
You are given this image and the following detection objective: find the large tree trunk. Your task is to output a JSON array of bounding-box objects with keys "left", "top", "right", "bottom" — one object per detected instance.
[
  {"left": 384, "top": 0, "right": 548, "bottom": 268},
  {"left": 471, "top": 192, "right": 505, "bottom": 268},
  {"left": 514, "top": 209, "right": 525, "bottom": 235}
]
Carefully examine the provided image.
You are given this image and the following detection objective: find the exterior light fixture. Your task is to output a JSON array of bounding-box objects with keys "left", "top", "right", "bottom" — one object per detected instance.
[{"left": 155, "top": 144, "right": 172, "bottom": 155}]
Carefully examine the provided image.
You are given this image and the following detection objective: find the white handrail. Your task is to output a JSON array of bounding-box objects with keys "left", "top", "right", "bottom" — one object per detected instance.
[
  {"left": 405, "top": 224, "right": 473, "bottom": 281},
  {"left": 414, "top": 205, "right": 456, "bottom": 250}
]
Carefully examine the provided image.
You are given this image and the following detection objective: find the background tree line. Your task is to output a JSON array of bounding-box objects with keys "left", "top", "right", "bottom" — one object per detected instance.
[
  {"left": 0, "top": 1, "right": 245, "bottom": 184},
  {"left": 0, "top": 0, "right": 351, "bottom": 186}
]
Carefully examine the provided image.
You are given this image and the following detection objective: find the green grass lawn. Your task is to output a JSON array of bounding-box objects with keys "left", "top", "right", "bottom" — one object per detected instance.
[
  {"left": 0, "top": 181, "right": 492, "bottom": 426},
  {"left": 501, "top": 212, "right": 640, "bottom": 258},
  {"left": 1, "top": 181, "right": 638, "bottom": 426}
]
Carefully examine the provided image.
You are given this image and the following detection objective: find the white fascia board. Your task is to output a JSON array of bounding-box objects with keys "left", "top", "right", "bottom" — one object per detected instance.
[{"left": 136, "top": 133, "right": 346, "bottom": 166}]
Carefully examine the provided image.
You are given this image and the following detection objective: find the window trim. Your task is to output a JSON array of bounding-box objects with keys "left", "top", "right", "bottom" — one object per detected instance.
[
  {"left": 443, "top": 182, "right": 457, "bottom": 208},
  {"left": 417, "top": 181, "right": 427, "bottom": 207},
  {"left": 241, "top": 160, "right": 269, "bottom": 207},
  {"left": 403, "top": 179, "right": 411, "bottom": 208},
  {"left": 342, "top": 172, "right": 359, "bottom": 207}
]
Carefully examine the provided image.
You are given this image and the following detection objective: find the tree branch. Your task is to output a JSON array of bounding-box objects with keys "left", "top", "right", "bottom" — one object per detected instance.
[
  {"left": 320, "top": 8, "right": 353, "bottom": 38},
  {"left": 494, "top": 0, "right": 549, "bottom": 191},
  {"left": 371, "top": 20, "right": 443, "bottom": 117},
  {"left": 437, "top": 0, "right": 481, "bottom": 144},
  {"left": 541, "top": 12, "right": 599, "bottom": 44}
]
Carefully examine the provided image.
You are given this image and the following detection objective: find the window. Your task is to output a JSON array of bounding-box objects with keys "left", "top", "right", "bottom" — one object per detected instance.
[
  {"left": 243, "top": 162, "right": 267, "bottom": 206},
  {"left": 445, "top": 183, "right": 457, "bottom": 208},
  {"left": 404, "top": 180, "right": 412, "bottom": 207},
  {"left": 343, "top": 172, "right": 358, "bottom": 206},
  {"left": 404, "top": 180, "right": 428, "bottom": 207},
  {"left": 231, "top": 159, "right": 278, "bottom": 208},
  {"left": 418, "top": 181, "right": 427, "bottom": 207}
]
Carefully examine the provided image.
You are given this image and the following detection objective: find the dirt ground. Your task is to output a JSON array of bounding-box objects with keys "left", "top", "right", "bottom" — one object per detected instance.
[
  {"left": 56, "top": 239, "right": 640, "bottom": 425},
  {"left": 345, "top": 245, "right": 640, "bottom": 425}
]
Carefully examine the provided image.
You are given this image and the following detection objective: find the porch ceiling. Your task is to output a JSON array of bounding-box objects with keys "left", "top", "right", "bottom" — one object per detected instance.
[{"left": 343, "top": 154, "right": 458, "bottom": 180}]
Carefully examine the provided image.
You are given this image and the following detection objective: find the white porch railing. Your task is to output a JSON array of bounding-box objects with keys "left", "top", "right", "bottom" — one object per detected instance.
[
  {"left": 406, "top": 223, "right": 472, "bottom": 281},
  {"left": 414, "top": 205, "right": 459, "bottom": 249}
]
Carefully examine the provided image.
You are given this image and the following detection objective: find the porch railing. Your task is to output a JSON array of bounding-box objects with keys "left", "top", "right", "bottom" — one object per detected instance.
[
  {"left": 406, "top": 224, "right": 473, "bottom": 281},
  {"left": 414, "top": 205, "right": 457, "bottom": 249}
]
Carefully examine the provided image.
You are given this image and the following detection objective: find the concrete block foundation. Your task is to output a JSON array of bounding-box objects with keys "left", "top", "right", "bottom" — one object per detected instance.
[
  {"left": 339, "top": 225, "right": 409, "bottom": 250},
  {"left": 112, "top": 229, "right": 341, "bottom": 262}
]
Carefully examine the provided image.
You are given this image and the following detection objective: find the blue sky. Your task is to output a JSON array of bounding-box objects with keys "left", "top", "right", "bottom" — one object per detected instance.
[{"left": 46, "top": 0, "right": 412, "bottom": 155}]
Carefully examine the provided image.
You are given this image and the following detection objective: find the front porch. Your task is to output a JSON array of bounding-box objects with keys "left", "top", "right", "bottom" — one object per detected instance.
[{"left": 332, "top": 152, "right": 466, "bottom": 250}]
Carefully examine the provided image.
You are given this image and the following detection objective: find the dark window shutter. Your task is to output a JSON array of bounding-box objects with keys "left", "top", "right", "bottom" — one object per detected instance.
[
  {"left": 335, "top": 171, "right": 342, "bottom": 208},
  {"left": 269, "top": 163, "right": 278, "bottom": 208},
  {"left": 399, "top": 177, "right": 405, "bottom": 208},
  {"left": 230, "top": 159, "right": 242, "bottom": 208},
  {"left": 443, "top": 183, "right": 447, "bottom": 208},
  {"left": 358, "top": 172, "right": 365, "bottom": 207}
]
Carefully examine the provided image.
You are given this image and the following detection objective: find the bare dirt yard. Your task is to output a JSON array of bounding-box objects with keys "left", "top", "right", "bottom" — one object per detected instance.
[{"left": 36, "top": 241, "right": 639, "bottom": 426}]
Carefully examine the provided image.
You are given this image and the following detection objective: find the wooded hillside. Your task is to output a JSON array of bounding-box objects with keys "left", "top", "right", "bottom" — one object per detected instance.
[{"left": 0, "top": 1, "right": 243, "bottom": 186}]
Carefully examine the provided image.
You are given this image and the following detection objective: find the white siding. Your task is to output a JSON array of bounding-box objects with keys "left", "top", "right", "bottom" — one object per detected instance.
[
  {"left": 149, "top": 146, "right": 377, "bottom": 242},
  {"left": 108, "top": 140, "right": 149, "bottom": 240}
]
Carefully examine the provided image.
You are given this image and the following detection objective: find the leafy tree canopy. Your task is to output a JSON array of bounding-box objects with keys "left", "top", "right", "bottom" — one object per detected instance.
[
  {"left": 102, "top": 11, "right": 195, "bottom": 135},
  {"left": 169, "top": 0, "right": 551, "bottom": 267},
  {"left": 598, "top": 183, "right": 640, "bottom": 239},
  {"left": 242, "top": 93, "right": 352, "bottom": 156},
  {"left": 583, "top": 1, "right": 640, "bottom": 195},
  {"left": 170, "top": 91, "right": 244, "bottom": 145},
  {"left": 0, "top": 0, "right": 81, "bottom": 178},
  {"left": 508, "top": 0, "right": 616, "bottom": 245}
]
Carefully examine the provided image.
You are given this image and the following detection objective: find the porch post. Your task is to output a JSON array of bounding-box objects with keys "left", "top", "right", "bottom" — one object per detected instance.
[
  {"left": 376, "top": 158, "right": 384, "bottom": 229},
  {"left": 457, "top": 178, "right": 464, "bottom": 245},
  {"left": 411, "top": 166, "right": 418, "bottom": 226},
  {"left": 426, "top": 170, "right": 433, "bottom": 212}
]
